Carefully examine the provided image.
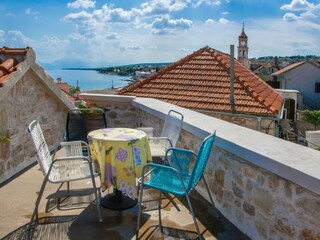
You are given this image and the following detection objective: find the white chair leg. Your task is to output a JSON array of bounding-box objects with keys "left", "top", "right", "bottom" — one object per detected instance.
[
  {"left": 90, "top": 171, "right": 103, "bottom": 222},
  {"left": 28, "top": 175, "right": 49, "bottom": 230}
]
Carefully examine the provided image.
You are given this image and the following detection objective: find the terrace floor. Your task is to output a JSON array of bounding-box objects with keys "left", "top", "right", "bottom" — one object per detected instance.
[{"left": 0, "top": 163, "right": 250, "bottom": 240}]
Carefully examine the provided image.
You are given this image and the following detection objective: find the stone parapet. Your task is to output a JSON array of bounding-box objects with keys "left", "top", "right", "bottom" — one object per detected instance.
[{"left": 64, "top": 94, "right": 320, "bottom": 239}]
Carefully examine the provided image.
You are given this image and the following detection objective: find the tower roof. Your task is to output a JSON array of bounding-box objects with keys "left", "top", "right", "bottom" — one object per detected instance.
[{"left": 239, "top": 23, "right": 247, "bottom": 38}]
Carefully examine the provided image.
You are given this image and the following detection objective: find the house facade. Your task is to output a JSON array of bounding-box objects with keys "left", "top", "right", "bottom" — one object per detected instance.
[
  {"left": 272, "top": 60, "right": 320, "bottom": 110},
  {"left": 0, "top": 47, "right": 74, "bottom": 184}
]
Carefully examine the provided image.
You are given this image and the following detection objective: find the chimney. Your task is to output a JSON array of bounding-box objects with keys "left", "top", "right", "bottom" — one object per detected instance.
[{"left": 230, "top": 45, "right": 235, "bottom": 110}]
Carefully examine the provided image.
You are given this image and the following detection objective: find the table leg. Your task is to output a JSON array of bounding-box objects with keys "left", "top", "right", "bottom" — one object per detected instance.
[{"left": 100, "top": 188, "right": 137, "bottom": 210}]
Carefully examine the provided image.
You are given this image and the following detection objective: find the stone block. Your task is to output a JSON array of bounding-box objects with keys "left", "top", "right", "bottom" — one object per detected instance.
[
  {"left": 214, "top": 169, "right": 224, "bottom": 187},
  {"left": 246, "top": 179, "right": 253, "bottom": 193},
  {"left": 296, "top": 197, "right": 320, "bottom": 221},
  {"left": 300, "top": 229, "right": 320, "bottom": 240},
  {"left": 268, "top": 175, "right": 280, "bottom": 191},
  {"left": 232, "top": 181, "right": 243, "bottom": 199},
  {"left": 254, "top": 187, "right": 274, "bottom": 215},
  {"left": 243, "top": 201, "right": 255, "bottom": 216},
  {"left": 244, "top": 168, "right": 256, "bottom": 179},
  {"left": 275, "top": 218, "right": 295, "bottom": 237},
  {"left": 284, "top": 181, "right": 293, "bottom": 198},
  {"left": 257, "top": 174, "right": 265, "bottom": 186},
  {"left": 254, "top": 214, "right": 268, "bottom": 238},
  {"left": 233, "top": 171, "right": 243, "bottom": 187}
]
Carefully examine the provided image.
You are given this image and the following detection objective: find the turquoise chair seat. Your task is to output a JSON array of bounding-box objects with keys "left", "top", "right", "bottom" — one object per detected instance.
[
  {"left": 136, "top": 132, "right": 216, "bottom": 240},
  {"left": 143, "top": 163, "right": 191, "bottom": 196}
]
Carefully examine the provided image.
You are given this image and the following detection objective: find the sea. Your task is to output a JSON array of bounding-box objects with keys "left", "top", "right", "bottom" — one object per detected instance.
[{"left": 47, "top": 69, "right": 132, "bottom": 91}]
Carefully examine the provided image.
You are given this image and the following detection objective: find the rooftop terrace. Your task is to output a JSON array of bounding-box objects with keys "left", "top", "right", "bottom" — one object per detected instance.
[{"left": 1, "top": 94, "right": 320, "bottom": 240}]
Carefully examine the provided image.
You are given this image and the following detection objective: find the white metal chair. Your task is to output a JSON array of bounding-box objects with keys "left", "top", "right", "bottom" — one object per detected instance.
[
  {"left": 28, "top": 120, "right": 103, "bottom": 227},
  {"left": 141, "top": 110, "right": 184, "bottom": 160}
]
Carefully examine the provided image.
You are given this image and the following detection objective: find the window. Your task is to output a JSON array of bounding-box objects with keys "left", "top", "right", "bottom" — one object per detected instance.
[{"left": 315, "top": 83, "right": 320, "bottom": 93}]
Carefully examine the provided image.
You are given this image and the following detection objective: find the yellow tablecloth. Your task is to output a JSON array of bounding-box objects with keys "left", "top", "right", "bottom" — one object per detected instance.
[{"left": 88, "top": 128, "right": 151, "bottom": 197}]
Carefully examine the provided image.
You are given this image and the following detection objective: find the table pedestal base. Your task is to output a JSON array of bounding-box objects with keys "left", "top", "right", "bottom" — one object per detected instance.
[{"left": 100, "top": 189, "right": 137, "bottom": 210}]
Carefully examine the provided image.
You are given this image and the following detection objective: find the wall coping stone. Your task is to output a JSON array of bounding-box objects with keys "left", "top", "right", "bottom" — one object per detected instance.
[
  {"left": 80, "top": 93, "right": 136, "bottom": 103},
  {"left": 133, "top": 97, "right": 320, "bottom": 196}
]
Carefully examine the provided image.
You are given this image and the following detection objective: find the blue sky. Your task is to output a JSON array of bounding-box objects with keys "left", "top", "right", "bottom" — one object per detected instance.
[{"left": 1, "top": 0, "right": 320, "bottom": 68}]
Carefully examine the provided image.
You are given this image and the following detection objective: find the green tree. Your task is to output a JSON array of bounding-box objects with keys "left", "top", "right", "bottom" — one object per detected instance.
[
  {"left": 301, "top": 110, "right": 320, "bottom": 127},
  {"left": 69, "top": 85, "right": 80, "bottom": 94}
]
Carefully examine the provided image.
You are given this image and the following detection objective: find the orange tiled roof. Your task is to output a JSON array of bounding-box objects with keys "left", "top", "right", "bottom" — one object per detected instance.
[
  {"left": 118, "top": 46, "right": 283, "bottom": 116},
  {"left": 0, "top": 47, "right": 29, "bottom": 87},
  {"left": 60, "top": 88, "right": 77, "bottom": 101},
  {"left": 271, "top": 61, "right": 306, "bottom": 76}
]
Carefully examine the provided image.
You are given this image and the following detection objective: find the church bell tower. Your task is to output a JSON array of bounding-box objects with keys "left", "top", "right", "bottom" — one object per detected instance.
[{"left": 237, "top": 23, "right": 250, "bottom": 68}]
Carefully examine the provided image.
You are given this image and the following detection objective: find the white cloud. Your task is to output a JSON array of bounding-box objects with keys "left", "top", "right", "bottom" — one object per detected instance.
[
  {"left": 106, "top": 32, "right": 120, "bottom": 40},
  {"left": 192, "top": 0, "right": 221, "bottom": 7},
  {"left": 0, "top": 30, "right": 5, "bottom": 43},
  {"left": 40, "top": 35, "right": 69, "bottom": 48},
  {"left": 64, "top": 11, "right": 92, "bottom": 21},
  {"left": 283, "top": 12, "right": 299, "bottom": 21},
  {"left": 5, "top": 12, "right": 15, "bottom": 17},
  {"left": 150, "top": 15, "right": 192, "bottom": 34},
  {"left": 7, "top": 31, "right": 31, "bottom": 46},
  {"left": 0, "top": 30, "right": 32, "bottom": 47},
  {"left": 180, "top": 48, "right": 187, "bottom": 52},
  {"left": 205, "top": 18, "right": 215, "bottom": 24},
  {"left": 280, "top": 0, "right": 314, "bottom": 11},
  {"left": 141, "top": 0, "right": 189, "bottom": 15},
  {"left": 280, "top": 0, "right": 320, "bottom": 26},
  {"left": 218, "top": 18, "right": 229, "bottom": 24},
  {"left": 222, "top": 11, "right": 229, "bottom": 15},
  {"left": 25, "top": 8, "right": 40, "bottom": 19},
  {"left": 67, "top": 0, "right": 96, "bottom": 9},
  {"left": 120, "top": 44, "right": 142, "bottom": 51}
]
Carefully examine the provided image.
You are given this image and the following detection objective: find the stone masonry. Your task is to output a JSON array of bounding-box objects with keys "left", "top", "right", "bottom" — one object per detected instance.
[
  {"left": 76, "top": 98, "right": 320, "bottom": 240},
  {"left": 135, "top": 105, "right": 320, "bottom": 240},
  {"left": 0, "top": 70, "right": 69, "bottom": 183}
]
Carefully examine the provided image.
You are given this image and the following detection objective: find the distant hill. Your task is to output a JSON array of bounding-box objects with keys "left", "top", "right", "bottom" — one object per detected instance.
[
  {"left": 63, "top": 62, "right": 173, "bottom": 77},
  {"left": 251, "top": 55, "right": 320, "bottom": 64}
]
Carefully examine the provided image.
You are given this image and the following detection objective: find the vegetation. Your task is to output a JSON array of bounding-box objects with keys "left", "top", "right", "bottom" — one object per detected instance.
[
  {"left": 301, "top": 110, "right": 320, "bottom": 126},
  {"left": 69, "top": 85, "right": 80, "bottom": 94},
  {"left": 252, "top": 55, "right": 320, "bottom": 64},
  {"left": 63, "top": 62, "right": 172, "bottom": 77},
  {"left": 0, "top": 129, "right": 10, "bottom": 144}
]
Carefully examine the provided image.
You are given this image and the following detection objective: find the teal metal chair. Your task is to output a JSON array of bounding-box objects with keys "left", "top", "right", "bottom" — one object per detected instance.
[{"left": 136, "top": 132, "right": 216, "bottom": 240}]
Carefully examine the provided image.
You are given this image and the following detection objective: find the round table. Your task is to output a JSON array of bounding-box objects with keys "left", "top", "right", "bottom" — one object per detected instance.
[{"left": 88, "top": 128, "right": 151, "bottom": 210}]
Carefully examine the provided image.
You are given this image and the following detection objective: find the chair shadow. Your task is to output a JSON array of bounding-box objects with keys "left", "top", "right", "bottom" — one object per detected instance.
[{"left": 1, "top": 215, "right": 77, "bottom": 240}]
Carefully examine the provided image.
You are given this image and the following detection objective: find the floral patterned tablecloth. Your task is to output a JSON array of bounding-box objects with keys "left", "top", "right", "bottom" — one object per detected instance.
[{"left": 88, "top": 128, "right": 151, "bottom": 198}]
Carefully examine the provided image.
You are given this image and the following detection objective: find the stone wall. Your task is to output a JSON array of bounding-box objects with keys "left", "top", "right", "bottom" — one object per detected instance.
[
  {"left": 135, "top": 104, "right": 320, "bottom": 240},
  {"left": 78, "top": 95, "right": 320, "bottom": 240},
  {"left": 205, "top": 112, "right": 277, "bottom": 136},
  {"left": 84, "top": 99, "right": 139, "bottom": 128},
  {"left": 0, "top": 70, "right": 69, "bottom": 183}
]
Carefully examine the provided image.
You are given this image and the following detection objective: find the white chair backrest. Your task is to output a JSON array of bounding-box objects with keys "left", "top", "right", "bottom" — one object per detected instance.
[
  {"left": 28, "top": 120, "right": 52, "bottom": 176},
  {"left": 161, "top": 110, "right": 184, "bottom": 147}
]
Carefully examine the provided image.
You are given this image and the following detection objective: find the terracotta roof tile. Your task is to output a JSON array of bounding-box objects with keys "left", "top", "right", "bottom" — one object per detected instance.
[
  {"left": 119, "top": 46, "right": 283, "bottom": 116},
  {"left": 272, "top": 61, "right": 306, "bottom": 76},
  {"left": 0, "top": 47, "right": 29, "bottom": 87}
]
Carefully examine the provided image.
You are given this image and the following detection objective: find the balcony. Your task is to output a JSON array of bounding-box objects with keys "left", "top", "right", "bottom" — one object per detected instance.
[{"left": 1, "top": 94, "right": 320, "bottom": 240}]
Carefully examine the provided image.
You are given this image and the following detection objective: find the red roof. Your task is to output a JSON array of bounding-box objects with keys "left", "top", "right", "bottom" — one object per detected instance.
[
  {"left": 118, "top": 46, "right": 283, "bottom": 116},
  {"left": 0, "top": 47, "right": 29, "bottom": 87},
  {"left": 272, "top": 61, "right": 306, "bottom": 76}
]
